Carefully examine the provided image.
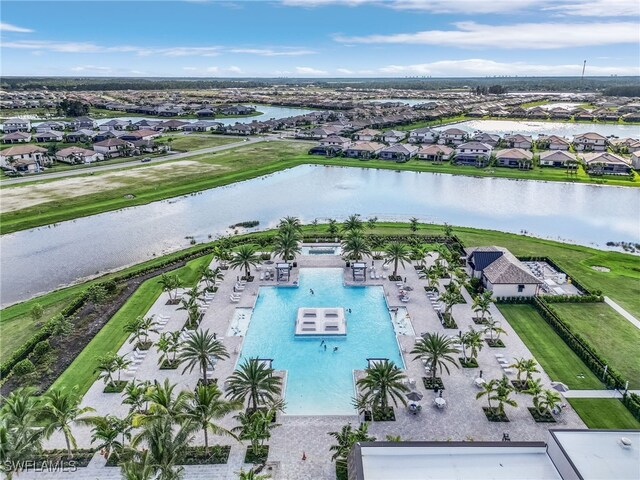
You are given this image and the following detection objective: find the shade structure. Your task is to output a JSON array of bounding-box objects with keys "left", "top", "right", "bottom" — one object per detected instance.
[{"left": 406, "top": 391, "right": 424, "bottom": 402}]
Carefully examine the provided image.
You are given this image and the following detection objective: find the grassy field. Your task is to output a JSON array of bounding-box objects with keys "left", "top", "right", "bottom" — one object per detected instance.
[
  {"left": 497, "top": 304, "right": 604, "bottom": 389},
  {"left": 154, "top": 135, "right": 239, "bottom": 151},
  {"left": 568, "top": 398, "right": 640, "bottom": 429},
  {"left": 50, "top": 254, "right": 212, "bottom": 395},
  {"left": 551, "top": 303, "right": 640, "bottom": 388},
  {"left": 0, "top": 243, "right": 218, "bottom": 362}
]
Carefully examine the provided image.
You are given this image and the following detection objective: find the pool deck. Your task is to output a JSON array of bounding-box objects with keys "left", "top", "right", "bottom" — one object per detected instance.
[{"left": 30, "top": 245, "right": 586, "bottom": 480}]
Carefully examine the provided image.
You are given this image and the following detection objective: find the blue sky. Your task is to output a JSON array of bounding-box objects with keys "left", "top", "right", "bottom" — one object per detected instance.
[{"left": 1, "top": 0, "right": 639, "bottom": 77}]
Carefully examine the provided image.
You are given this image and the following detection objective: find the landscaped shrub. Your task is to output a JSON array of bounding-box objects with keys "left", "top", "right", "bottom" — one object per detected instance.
[
  {"left": 621, "top": 392, "right": 640, "bottom": 421},
  {"left": 12, "top": 358, "right": 36, "bottom": 376},
  {"left": 543, "top": 295, "right": 604, "bottom": 303},
  {"left": 31, "top": 339, "right": 51, "bottom": 358}
]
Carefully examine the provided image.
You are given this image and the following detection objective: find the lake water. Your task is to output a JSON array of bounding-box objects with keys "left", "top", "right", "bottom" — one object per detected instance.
[
  {"left": 1, "top": 165, "right": 639, "bottom": 306},
  {"left": 434, "top": 120, "right": 640, "bottom": 139}
]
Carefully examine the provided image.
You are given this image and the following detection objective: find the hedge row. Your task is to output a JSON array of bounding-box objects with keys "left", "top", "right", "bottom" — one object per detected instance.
[
  {"left": 621, "top": 392, "right": 640, "bottom": 421},
  {"left": 533, "top": 298, "right": 626, "bottom": 389},
  {"left": 542, "top": 294, "right": 604, "bottom": 303}
]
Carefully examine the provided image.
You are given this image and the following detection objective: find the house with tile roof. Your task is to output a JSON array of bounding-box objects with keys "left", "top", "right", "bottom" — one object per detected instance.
[{"left": 465, "top": 246, "right": 542, "bottom": 297}]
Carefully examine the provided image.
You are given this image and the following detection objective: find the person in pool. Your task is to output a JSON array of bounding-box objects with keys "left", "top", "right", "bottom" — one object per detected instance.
[{"left": 333, "top": 346, "right": 339, "bottom": 353}]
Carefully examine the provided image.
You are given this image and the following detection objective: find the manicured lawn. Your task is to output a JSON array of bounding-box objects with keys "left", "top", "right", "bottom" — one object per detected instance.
[
  {"left": 50, "top": 254, "right": 212, "bottom": 395},
  {"left": 154, "top": 135, "right": 240, "bottom": 151},
  {"left": 569, "top": 398, "right": 640, "bottom": 429},
  {"left": 497, "top": 304, "right": 604, "bottom": 389},
  {"left": 552, "top": 303, "right": 640, "bottom": 388}
]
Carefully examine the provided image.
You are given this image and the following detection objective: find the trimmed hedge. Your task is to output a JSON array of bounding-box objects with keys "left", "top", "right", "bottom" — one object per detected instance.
[
  {"left": 621, "top": 392, "right": 640, "bottom": 421},
  {"left": 543, "top": 295, "right": 604, "bottom": 303}
]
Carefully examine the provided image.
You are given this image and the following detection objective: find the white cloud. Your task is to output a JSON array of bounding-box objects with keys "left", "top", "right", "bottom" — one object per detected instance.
[
  {"left": 544, "top": 0, "right": 640, "bottom": 17},
  {"left": 336, "top": 68, "right": 354, "bottom": 74},
  {"left": 70, "top": 65, "right": 112, "bottom": 73},
  {"left": 226, "top": 66, "right": 243, "bottom": 73},
  {"left": 295, "top": 66, "right": 328, "bottom": 75},
  {"left": 334, "top": 21, "right": 640, "bottom": 49},
  {"left": 229, "top": 48, "right": 316, "bottom": 56},
  {"left": 0, "top": 22, "right": 33, "bottom": 33},
  {"left": 377, "top": 58, "right": 640, "bottom": 76}
]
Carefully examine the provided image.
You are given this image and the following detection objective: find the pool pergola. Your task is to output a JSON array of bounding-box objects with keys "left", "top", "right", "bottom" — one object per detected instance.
[
  {"left": 351, "top": 261, "right": 368, "bottom": 281},
  {"left": 276, "top": 262, "right": 291, "bottom": 281}
]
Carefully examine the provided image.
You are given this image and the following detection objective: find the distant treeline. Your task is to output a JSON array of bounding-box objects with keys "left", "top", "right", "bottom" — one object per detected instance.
[
  {"left": 602, "top": 85, "right": 640, "bottom": 97},
  {"left": 1, "top": 76, "right": 639, "bottom": 93}
]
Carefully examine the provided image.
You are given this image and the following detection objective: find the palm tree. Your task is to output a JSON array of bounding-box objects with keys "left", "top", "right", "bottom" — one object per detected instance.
[
  {"left": 411, "top": 244, "right": 430, "bottom": 268},
  {"left": 411, "top": 333, "right": 459, "bottom": 380},
  {"left": 272, "top": 229, "right": 301, "bottom": 262},
  {"left": 95, "top": 354, "right": 119, "bottom": 387},
  {"left": 114, "top": 354, "right": 132, "bottom": 384},
  {"left": 199, "top": 265, "right": 223, "bottom": 290},
  {"left": 367, "top": 216, "right": 378, "bottom": 230},
  {"left": 476, "top": 378, "right": 498, "bottom": 410},
  {"left": 120, "top": 450, "right": 155, "bottom": 480},
  {"left": 226, "top": 358, "right": 283, "bottom": 412},
  {"left": 135, "top": 379, "right": 191, "bottom": 426},
  {"left": 238, "top": 468, "right": 272, "bottom": 480},
  {"left": 229, "top": 245, "right": 261, "bottom": 280},
  {"left": 185, "top": 384, "right": 241, "bottom": 454},
  {"left": 460, "top": 328, "right": 483, "bottom": 362},
  {"left": 494, "top": 376, "right": 518, "bottom": 417},
  {"left": 328, "top": 423, "right": 375, "bottom": 470},
  {"left": 327, "top": 218, "right": 339, "bottom": 236},
  {"left": 131, "top": 416, "right": 195, "bottom": 480},
  {"left": 535, "top": 389, "right": 562, "bottom": 417},
  {"left": 484, "top": 317, "right": 507, "bottom": 342},
  {"left": 40, "top": 388, "right": 94, "bottom": 458},
  {"left": 156, "top": 331, "right": 181, "bottom": 368},
  {"left": 440, "top": 286, "right": 463, "bottom": 317},
  {"left": 356, "top": 360, "right": 409, "bottom": 414},
  {"left": 472, "top": 291, "right": 493, "bottom": 322},
  {"left": 277, "top": 216, "right": 302, "bottom": 234},
  {"left": 510, "top": 358, "right": 539, "bottom": 382},
  {"left": 179, "top": 329, "right": 229, "bottom": 385},
  {"left": 212, "top": 244, "right": 232, "bottom": 269},
  {"left": 125, "top": 315, "right": 159, "bottom": 350},
  {"left": 382, "top": 242, "right": 411, "bottom": 277},
  {"left": 342, "top": 214, "right": 363, "bottom": 234},
  {"left": 89, "top": 415, "right": 131, "bottom": 460},
  {"left": 159, "top": 274, "right": 181, "bottom": 302},
  {"left": 418, "top": 265, "right": 440, "bottom": 289},
  {"left": 409, "top": 217, "right": 419, "bottom": 232},
  {"left": 122, "top": 380, "right": 151, "bottom": 415},
  {"left": 341, "top": 233, "right": 371, "bottom": 261}
]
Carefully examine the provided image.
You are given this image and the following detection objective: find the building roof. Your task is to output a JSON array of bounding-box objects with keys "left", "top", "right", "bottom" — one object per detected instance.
[
  {"left": 93, "top": 138, "right": 129, "bottom": 147},
  {"left": 441, "top": 127, "right": 466, "bottom": 136},
  {"left": 347, "top": 141, "right": 385, "bottom": 152},
  {"left": 410, "top": 126, "right": 436, "bottom": 135},
  {"left": 505, "top": 134, "right": 533, "bottom": 143},
  {"left": 2, "top": 132, "right": 31, "bottom": 140},
  {"left": 574, "top": 132, "right": 607, "bottom": 141},
  {"left": 3, "top": 117, "right": 30, "bottom": 125},
  {"left": 495, "top": 148, "right": 533, "bottom": 160},
  {"left": 581, "top": 152, "right": 630, "bottom": 166},
  {"left": 457, "top": 141, "right": 492, "bottom": 150},
  {"left": 380, "top": 143, "right": 418, "bottom": 154},
  {"left": 543, "top": 135, "right": 571, "bottom": 145},
  {"left": 418, "top": 144, "right": 453, "bottom": 155},
  {"left": 539, "top": 150, "right": 576, "bottom": 162},
  {"left": 355, "top": 128, "right": 381, "bottom": 136},
  {"left": 0, "top": 145, "right": 47, "bottom": 156},
  {"left": 466, "top": 246, "right": 540, "bottom": 285},
  {"left": 57, "top": 146, "right": 96, "bottom": 157}
]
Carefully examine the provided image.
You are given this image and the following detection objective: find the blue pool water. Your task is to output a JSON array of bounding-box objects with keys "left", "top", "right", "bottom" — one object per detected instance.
[{"left": 239, "top": 268, "right": 404, "bottom": 415}]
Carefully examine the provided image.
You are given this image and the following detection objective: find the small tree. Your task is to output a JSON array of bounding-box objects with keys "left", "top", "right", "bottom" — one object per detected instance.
[
  {"left": 179, "top": 329, "right": 229, "bottom": 385},
  {"left": 95, "top": 354, "right": 119, "bottom": 388},
  {"left": 30, "top": 304, "right": 44, "bottom": 322},
  {"left": 327, "top": 219, "right": 339, "bottom": 236},
  {"left": 409, "top": 217, "right": 419, "bottom": 232},
  {"left": 159, "top": 274, "right": 181, "bottom": 302},
  {"left": 329, "top": 423, "right": 375, "bottom": 474},
  {"left": 411, "top": 333, "right": 459, "bottom": 380},
  {"left": 484, "top": 317, "right": 507, "bottom": 342},
  {"left": 356, "top": 360, "right": 408, "bottom": 417},
  {"left": 383, "top": 242, "right": 411, "bottom": 277},
  {"left": 472, "top": 291, "right": 493, "bottom": 321},
  {"left": 229, "top": 245, "right": 261, "bottom": 280}
]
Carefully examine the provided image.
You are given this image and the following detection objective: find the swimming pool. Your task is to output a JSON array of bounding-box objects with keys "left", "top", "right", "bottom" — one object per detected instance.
[
  {"left": 239, "top": 268, "right": 404, "bottom": 415},
  {"left": 300, "top": 245, "right": 342, "bottom": 255}
]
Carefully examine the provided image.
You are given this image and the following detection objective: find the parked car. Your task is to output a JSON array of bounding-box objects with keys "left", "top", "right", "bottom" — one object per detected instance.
[{"left": 141, "top": 157, "right": 152, "bottom": 163}]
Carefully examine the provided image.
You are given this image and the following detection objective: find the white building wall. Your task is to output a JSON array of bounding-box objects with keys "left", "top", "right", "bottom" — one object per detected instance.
[{"left": 485, "top": 282, "right": 538, "bottom": 298}]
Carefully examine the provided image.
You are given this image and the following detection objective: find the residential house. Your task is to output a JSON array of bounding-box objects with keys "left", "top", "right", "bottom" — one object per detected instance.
[
  {"left": 454, "top": 141, "right": 492, "bottom": 166},
  {"left": 225, "top": 124, "right": 254, "bottom": 135},
  {"left": 195, "top": 108, "right": 216, "bottom": 117},
  {"left": 465, "top": 246, "right": 541, "bottom": 297},
  {"left": 537, "top": 135, "right": 570, "bottom": 150},
  {"left": 182, "top": 121, "right": 222, "bottom": 132},
  {"left": 2, "top": 131, "right": 32, "bottom": 144},
  {"left": 158, "top": 120, "right": 189, "bottom": 131},
  {"left": 344, "top": 141, "right": 385, "bottom": 159},
  {"left": 416, "top": 144, "right": 453, "bottom": 161},
  {"left": 119, "top": 129, "right": 160, "bottom": 142},
  {"left": 130, "top": 140, "right": 167, "bottom": 155},
  {"left": 352, "top": 129, "right": 381, "bottom": 141},
  {"left": 65, "top": 129, "right": 97, "bottom": 143},
  {"left": 631, "top": 151, "right": 640, "bottom": 169},
  {"left": 408, "top": 127, "right": 437, "bottom": 144},
  {"left": 581, "top": 152, "right": 631, "bottom": 175},
  {"left": 308, "top": 145, "right": 343, "bottom": 157},
  {"left": 538, "top": 150, "right": 578, "bottom": 168},
  {"left": 495, "top": 148, "right": 534, "bottom": 169},
  {"left": 295, "top": 127, "right": 339, "bottom": 140},
  {"left": 379, "top": 129, "right": 407, "bottom": 144},
  {"left": 471, "top": 132, "right": 500, "bottom": 147},
  {"left": 548, "top": 108, "right": 572, "bottom": 119},
  {"left": 504, "top": 134, "right": 533, "bottom": 149},
  {"left": 98, "top": 119, "right": 130, "bottom": 131},
  {"left": 527, "top": 107, "right": 549, "bottom": 119},
  {"left": 0, "top": 145, "right": 47, "bottom": 168},
  {"left": 2, "top": 118, "right": 31, "bottom": 133},
  {"left": 34, "top": 131, "right": 64, "bottom": 142},
  {"left": 92, "top": 138, "right": 134, "bottom": 157},
  {"left": 319, "top": 135, "right": 352, "bottom": 149},
  {"left": 56, "top": 146, "right": 103, "bottom": 164},
  {"left": 573, "top": 132, "right": 607, "bottom": 151},
  {"left": 156, "top": 106, "right": 184, "bottom": 117},
  {"left": 378, "top": 143, "right": 418, "bottom": 162},
  {"left": 133, "top": 119, "right": 162, "bottom": 130},
  {"left": 35, "top": 121, "right": 65, "bottom": 133},
  {"left": 437, "top": 128, "right": 467, "bottom": 146},
  {"left": 70, "top": 116, "right": 97, "bottom": 130},
  {"left": 220, "top": 105, "right": 256, "bottom": 115}
]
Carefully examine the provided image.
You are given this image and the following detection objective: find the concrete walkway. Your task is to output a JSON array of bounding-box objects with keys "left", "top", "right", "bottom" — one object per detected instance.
[
  {"left": 562, "top": 389, "right": 640, "bottom": 399},
  {"left": 604, "top": 296, "right": 640, "bottom": 330}
]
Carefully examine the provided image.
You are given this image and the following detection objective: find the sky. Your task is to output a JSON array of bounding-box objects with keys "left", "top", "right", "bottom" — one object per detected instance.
[{"left": 1, "top": 0, "right": 639, "bottom": 78}]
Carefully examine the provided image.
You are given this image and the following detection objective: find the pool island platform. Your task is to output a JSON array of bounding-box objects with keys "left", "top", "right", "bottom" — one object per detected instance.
[{"left": 295, "top": 307, "right": 347, "bottom": 335}]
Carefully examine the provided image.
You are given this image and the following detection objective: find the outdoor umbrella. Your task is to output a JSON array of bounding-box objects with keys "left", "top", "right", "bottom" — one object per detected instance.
[
  {"left": 406, "top": 391, "right": 424, "bottom": 402},
  {"left": 551, "top": 382, "right": 569, "bottom": 393}
]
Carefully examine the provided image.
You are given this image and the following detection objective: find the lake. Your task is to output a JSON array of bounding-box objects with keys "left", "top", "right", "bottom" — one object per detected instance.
[
  {"left": 1, "top": 165, "right": 639, "bottom": 306},
  {"left": 434, "top": 119, "right": 640, "bottom": 139}
]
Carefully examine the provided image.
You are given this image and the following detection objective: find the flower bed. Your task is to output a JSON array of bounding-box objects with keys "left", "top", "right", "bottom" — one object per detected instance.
[
  {"left": 440, "top": 312, "right": 458, "bottom": 329},
  {"left": 35, "top": 449, "right": 95, "bottom": 468},
  {"left": 103, "top": 380, "right": 128, "bottom": 393},
  {"left": 388, "top": 275, "right": 402, "bottom": 282},
  {"left": 159, "top": 359, "right": 180, "bottom": 370},
  {"left": 244, "top": 445, "right": 269, "bottom": 464},
  {"left": 472, "top": 317, "right": 489, "bottom": 325},
  {"left": 485, "top": 338, "right": 505, "bottom": 348},
  {"left": 459, "top": 358, "right": 479, "bottom": 368},
  {"left": 528, "top": 407, "right": 556, "bottom": 423},
  {"left": 511, "top": 380, "right": 528, "bottom": 391},
  {"left": 482, "top": 407, "right": 510, "bottom": 422},
  {"left": 422, "top": 376, "right": 445, "bottom": 391},
  {"left": 372, "top": 406, "right": 396, "bottom": 421}
]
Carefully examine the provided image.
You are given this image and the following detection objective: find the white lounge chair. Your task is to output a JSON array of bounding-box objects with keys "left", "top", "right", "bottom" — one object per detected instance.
[{"left": 230, "top": 296, "right": 240, "bottom": 303}]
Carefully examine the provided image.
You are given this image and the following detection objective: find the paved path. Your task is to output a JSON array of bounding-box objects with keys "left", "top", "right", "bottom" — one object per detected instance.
[
  {"left": 562, "top": 389, "right": 640, "bottom": 398},
  {"left": 1, "top": 136, "right": 266, "bottom": 185},
  {"left": 604, "top": 296, "right": 640, "bottom": 330}
]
